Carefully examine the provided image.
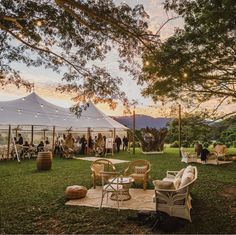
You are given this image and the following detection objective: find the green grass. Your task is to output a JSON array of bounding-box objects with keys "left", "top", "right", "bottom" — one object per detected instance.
[{"left": 0, "top": 148, "right": 236, "bottom": 234}]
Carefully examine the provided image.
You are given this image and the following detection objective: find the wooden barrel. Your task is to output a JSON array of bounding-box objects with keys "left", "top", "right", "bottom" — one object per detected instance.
[{"left": 37, "top": 151, "right": 52, "bottom": 171}]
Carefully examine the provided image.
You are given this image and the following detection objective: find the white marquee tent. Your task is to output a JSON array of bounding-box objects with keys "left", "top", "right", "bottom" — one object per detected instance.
[
  {"left": 0, "top": 92, "right": 128, "bottom": 160},
  {"left": 0, "top": 92, "right": 128, "bottom": 130}
]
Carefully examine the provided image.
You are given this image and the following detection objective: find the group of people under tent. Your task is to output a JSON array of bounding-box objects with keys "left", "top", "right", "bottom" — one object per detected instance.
[
  {"left": 54, "top": 132, "right": 129, "bottom": 158},
  {"left": 10, "top": 133, "right": 51, "bottom": 159}
]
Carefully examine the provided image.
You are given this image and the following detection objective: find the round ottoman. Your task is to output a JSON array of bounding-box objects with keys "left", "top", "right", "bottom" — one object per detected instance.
[{"left": 65, "top": 185, "right": 87, "bottom": 199}]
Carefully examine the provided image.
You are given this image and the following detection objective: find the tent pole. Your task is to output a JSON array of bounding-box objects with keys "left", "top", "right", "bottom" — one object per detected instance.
[
  {"left": 52, "top": 126, "right": 55, "bottom": 157},
  {"left": 31, "top": 125, "right": 34, "bottom": 145},
  {"left": 43, "top": 130, "right": 46, "bottom": 140},
  {"left": 113, "top": 128, "right": 116, "bottom": 154},
  {"left": 7, "top": 125, "right": 11, "bottom": 159},
  {"left": 132, "top": 110, "right": 135, "bottom": 155},
  {"left": 11, "top": 128, "right": 20, "bottom": 162},
  {"left": 87, "top": 127, "right": 91, "bottom": 155},
  {"left": 178, "top": 104, "right": 182, "bottom": 158},
  {"left": 127, "top": 129, "right": 130, "bottom": 153}
]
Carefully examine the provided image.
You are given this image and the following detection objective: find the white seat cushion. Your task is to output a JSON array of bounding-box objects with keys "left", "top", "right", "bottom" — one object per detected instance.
[{"left": 153, "top": 180, "right": 175, "bottom": 190}]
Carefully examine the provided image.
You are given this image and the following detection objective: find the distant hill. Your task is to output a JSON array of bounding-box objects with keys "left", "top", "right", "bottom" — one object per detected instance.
[{"left": 112, "top": 115, "right": 172, "bottom": 130}]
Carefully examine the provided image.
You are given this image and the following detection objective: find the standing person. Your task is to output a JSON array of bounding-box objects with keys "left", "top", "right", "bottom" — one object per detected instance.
[
  {"left": 17, "top": 133, "right": 23, "bottom": 145},
  {"left": 45, "top": 137, "right": 50, "bottom": 145},
  {"left": 122, "top": 136, "right": 129, "bottom": 151},
  {"left": 115, "top": 135, "right": 122, "bottom": 153},
  {"left": 87, "top": 136, "right": 94, "bottom": 155},
  {"left": 37, "top": 141, "right": 44, "bottom": 152},
  {"left": 79, "top": 135, "right": 87, "bottom": 155},
  {"left": 95, "top": 133, "right": 104, "bottom": 156}
]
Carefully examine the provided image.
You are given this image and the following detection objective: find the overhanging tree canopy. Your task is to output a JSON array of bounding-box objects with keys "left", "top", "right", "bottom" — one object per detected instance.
[
  {"left": 140, "top": 0, "right": 236, "bottom": 116},
  {"left": 0, "top": 0, "right": 159, "bottom": 107}
]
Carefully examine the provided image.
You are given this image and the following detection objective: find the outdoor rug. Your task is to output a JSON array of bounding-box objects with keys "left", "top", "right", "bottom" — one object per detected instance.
[
  {"left": 195, "top": 159, "right": 232, "bottom": 165},
  {"left": 73, "top": 156, "right": 130, "bottom": 164},
  {"left": 65, "top": 187, "right": 155, "bottom": 211}
]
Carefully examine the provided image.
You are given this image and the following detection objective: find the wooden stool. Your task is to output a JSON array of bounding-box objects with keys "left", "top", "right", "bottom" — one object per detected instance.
[{"left": 65, "top": 185, "right": 87, "bottom": 199}]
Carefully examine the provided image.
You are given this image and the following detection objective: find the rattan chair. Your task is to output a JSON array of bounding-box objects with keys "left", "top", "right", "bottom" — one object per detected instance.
[
  {"left": 124, "top": 159, "right": 151, "bottom": 190},
  {"left": 214, "top": 144, "right": 227, "bottom": 161},
  {"left": 99, "top": 171, "right": 122, "bottom": 210},
  {"left": 91, "top": 158, "right": 116, "bottom": 189}
]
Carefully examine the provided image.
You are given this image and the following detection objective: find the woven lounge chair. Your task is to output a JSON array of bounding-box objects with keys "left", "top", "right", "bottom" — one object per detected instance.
[{"left": 124, "top": 159, "right": 151, "bottom": 190}]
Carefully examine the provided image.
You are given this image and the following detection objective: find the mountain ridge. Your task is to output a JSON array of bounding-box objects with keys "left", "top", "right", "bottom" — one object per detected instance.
[{"left": 112, "top": 114, "right": 172, "bottom": 130}]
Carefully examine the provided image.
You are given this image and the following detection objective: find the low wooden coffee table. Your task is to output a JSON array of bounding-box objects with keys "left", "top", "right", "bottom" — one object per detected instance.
[{"left": 109, "top": 176, "right": 134, "bottom": 201}]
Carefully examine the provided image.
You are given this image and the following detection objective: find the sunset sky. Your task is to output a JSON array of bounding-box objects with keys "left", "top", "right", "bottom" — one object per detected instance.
[{"left": 1, "top": 0, "right": 234, "bottom": 117}]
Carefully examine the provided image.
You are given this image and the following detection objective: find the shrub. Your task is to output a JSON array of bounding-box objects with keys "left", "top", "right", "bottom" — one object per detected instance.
[
  {"left": 203, "top": 142, "right": 210, "bottom": 148},
  {"left": 182, "top": 140, "right": 190, "bottom": 148},
  {"left": 170, "top": 141, "right": 179, "bottom": 148},
  {"left": 225, "top": 142, "right": 231, "bottom": 148}
]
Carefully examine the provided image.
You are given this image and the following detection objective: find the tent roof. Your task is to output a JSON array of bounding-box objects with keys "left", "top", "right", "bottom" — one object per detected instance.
[{"left": 0, "top": 92, "right": 128, "bottom": 130}]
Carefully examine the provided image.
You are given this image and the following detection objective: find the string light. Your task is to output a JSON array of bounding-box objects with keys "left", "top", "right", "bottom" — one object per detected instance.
[
  {"left": 40, "top": 104, "right": 44, "bottom": 107},
  {"left": 183, "top": 73, "right": 188, "bottom": 78},
  {"left": 36, "top": 20, "right": 42, "bottom": 27},
  {"left": 145, "top": 61, "right": 150, "bottom": 66},
  {"left": 0, "top": 107, "right": 3, "bottom": 111}
]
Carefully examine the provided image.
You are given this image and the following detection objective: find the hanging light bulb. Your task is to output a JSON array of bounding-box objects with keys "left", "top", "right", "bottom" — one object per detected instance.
[
  {"left": 183, "top": 73, "right": 188, "bottom": 78},
  {"left": 40, "top": 104, "right": 44, "bottom": 107},
  {"left": 0, "top": 107, "right": 3, "bottom": 111},
  {"left": 36, "top": 20, "right": 42, "bottom": 27}
]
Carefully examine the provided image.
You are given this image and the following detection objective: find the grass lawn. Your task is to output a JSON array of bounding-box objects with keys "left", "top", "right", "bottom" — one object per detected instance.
[{"left": 0, "top": 148, "right": 236, "bottom": 234}]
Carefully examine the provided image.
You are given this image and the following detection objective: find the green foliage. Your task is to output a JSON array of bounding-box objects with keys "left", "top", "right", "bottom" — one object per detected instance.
[
  {"left": 0, "top": 0, "right": 159, "bottom": 106},
  {"left": 166, "top": 114, "right": 212, "bottom": 145},
  {"left": 140, "top": 0, "right": 236, "bottom": 109},
  {"left": 170, "top": 141, "right": 179, "bottom": 148}
]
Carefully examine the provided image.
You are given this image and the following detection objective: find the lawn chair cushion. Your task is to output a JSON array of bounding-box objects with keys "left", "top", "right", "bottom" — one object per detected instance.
[
  {"left": 134, "top": 166, "right": 148, "bottom": 174},
  {"left": 185, "top": 165, "right": 194, "bottom": 174},
  {"left": 175, "top": 168, "right": 185, "bottom": 179},
  {"left": 153, "top": 180, "right": 175, "bottom": 190},
  {"left": 180, "top": 172, "right": 194, "bottom": 188}
]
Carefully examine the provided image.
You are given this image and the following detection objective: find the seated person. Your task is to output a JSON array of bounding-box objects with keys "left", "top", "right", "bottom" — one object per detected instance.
[
  {"left": 37, "top": 141, "right": 44, "bottom": 152},
  {"left": 45, "top": 137, "right": 50, "bottom": 145},
  {"left": 21, "top": 141, "right": 30, "bottom": 157},
  {"left": 200, "top": 148, "right": 210, "bottom": 163}
]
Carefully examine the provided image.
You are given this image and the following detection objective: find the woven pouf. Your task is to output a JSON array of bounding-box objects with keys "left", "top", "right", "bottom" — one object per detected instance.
[{"left": 65, "top": 185, "right": 87, "bottom": 199}]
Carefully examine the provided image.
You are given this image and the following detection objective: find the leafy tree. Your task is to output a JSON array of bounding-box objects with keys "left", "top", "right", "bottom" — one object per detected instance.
[
  {"left": 0, "top": 0, "right": 159, "bottom": 107},
  {"left": 141, "top": 0, "right": 236, "bottom": 114},
  {"left": 165, "top": 114, "right": 213, "bottom": 146}
]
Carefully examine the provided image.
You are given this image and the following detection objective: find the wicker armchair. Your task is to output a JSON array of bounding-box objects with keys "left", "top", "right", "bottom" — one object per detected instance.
[
  {"left": 124, "top": 159, "right": 151, "bottom": 190},
  {"left": 153, "top": 166, "right": 198, "bottom": 222},
  {"left": 214, "top": 144, "right": 227, "bottom": 161},
  {"left": 91, "top": 158, "right": 116, "bottom": 189}
]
